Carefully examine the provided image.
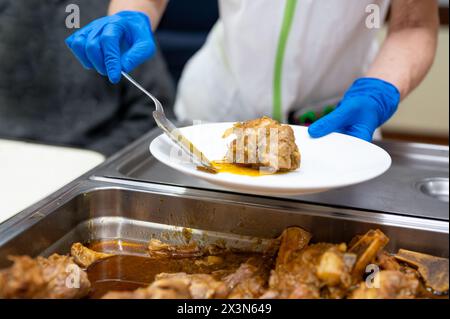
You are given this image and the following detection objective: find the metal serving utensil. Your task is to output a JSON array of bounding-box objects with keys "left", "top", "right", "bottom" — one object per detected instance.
[{"left": 121, "top": 72, "right": 217, "bottom": 173}]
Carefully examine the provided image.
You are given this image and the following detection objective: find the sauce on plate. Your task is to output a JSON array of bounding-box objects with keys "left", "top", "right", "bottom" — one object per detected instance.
[{"left": 197, "top": 160, "right": 286, "bottom": 177}]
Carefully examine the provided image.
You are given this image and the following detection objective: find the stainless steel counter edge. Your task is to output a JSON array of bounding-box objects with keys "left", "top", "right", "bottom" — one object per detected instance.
[
  {"left": 90, "top": 177, "right": 448, "bottom": 233},
  {"left": 88, "top": 127, "right": 449, "bottom": 220},
  {"left": 1, "top": 176, "right": 447, "bottom": 249}
]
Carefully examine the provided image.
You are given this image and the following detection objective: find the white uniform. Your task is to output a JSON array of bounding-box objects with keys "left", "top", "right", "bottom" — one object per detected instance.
[{"left": 174, "top": 0, "right": 390, "bottom": 123}]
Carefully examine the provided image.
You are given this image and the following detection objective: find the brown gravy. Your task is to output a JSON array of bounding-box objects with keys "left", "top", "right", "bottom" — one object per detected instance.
[
  {"left": 198, "top": 160, "right": 288, "bottom": 177},
  {"left": 86, "top": 241, "right": 263, "bottom": 299},
  {"left": 84, "top": 240, "right": 447, "bottom": 299}
]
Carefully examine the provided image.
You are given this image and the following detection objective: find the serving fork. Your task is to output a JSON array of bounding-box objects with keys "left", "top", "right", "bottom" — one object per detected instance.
[{"left": 121, "top": 72, "right": 217, "bottom": 173}]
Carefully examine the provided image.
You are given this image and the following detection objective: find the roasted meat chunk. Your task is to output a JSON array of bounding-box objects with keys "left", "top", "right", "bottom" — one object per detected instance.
[
  {"left": 262, "top": 227, "right": 360, "bottom": 299},
  {"left": 0, "top": 254, "right": 90, "bottom": 299},
  {"left": 265, "top": 243, "right": 355, "bottom": 299},
  {"left": 348, "top": 229, "right": 389, "bottom": 277},
  {"left": 148, "top": 239, "right": 203, "bottom": 258},
  {"left": 350, "top": 270, "right": 420, "bottom": 299},
  {"left": 102, "top": 277, "right": 191, "bottom": 299},
  {"left": 223, "top": 257, "right": 272, "bottom": 299},
  {"left": 377, "top": 251, "right": 403, "bottom": 271},
  {"left": 71, "top": 243, "right": 113, "bottom": 268},
  {"left": 223, "top": 117, "right": 300, "bottom": 172},
  {"left": 102, "top": 273, "right": 228, "bottom": 299},
  {"left": 156, "top": 273, "right": 229, "bottom": 298},
  {"left": 274, "top": 227, "right": 312, "bottom": 266},
  {"left": 395, "top": 249, "right": 449, "bottom": 293}
]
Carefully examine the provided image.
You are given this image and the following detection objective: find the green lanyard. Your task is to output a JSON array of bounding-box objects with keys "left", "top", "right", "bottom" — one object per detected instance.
[{"left": 272, "top": 0, "right": 298, "bottom": 122}]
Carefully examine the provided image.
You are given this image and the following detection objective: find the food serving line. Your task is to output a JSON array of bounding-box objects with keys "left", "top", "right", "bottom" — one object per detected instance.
[{"left": 0, "top": 126, "right": 448, "bottom": 268}]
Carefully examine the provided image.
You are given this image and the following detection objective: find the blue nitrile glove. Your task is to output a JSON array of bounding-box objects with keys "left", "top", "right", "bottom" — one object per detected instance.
[
  {"left": 308, "top": 78, "right": 400, "bottom": 142},
  {"left": 65, "top": 11, "right": 155, "bottom": 84}
]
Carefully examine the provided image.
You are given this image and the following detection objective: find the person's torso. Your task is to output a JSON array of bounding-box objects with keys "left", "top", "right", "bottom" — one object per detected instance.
[{"left": 175, "top": 0, "right": 390, "bottom": 123}]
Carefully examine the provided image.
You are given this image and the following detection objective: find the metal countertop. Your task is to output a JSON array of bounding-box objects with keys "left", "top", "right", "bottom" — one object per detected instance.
[{"left": 93, "top": 129, "right": 449, "bottom": 221}]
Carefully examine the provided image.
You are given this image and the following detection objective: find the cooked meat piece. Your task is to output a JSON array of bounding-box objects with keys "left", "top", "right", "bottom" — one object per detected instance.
[
  {"left": 316, "top": 245, "right": 355, "bottom": 286},
  {"left": 223, "top": 258, "right": 271, "bottom": 299},
  {"left": 71, "top": 243, "right": 113, "bottom": 268},
  {"left": 395, "top": 249, "right": 449, "bottom": 293},
  {"left": 377, "top": 251, "right": 402, "bottom": 271},
  {"left": 102, "top": 273, "right": 228, "bottom": 299},
  {"left": 262, "top": 227, "right": 355, "bottom": 299},
  {"left": 349, "top": 270, "right": 419, "bottom": 299},
  {"left": 226, "top": 267, "right": 266, "bottom": 299},
  {"left": 268, "top": 244, "right": 355, "bottom": 299},
  {"left": 349, "top": 229, "right": 389, "bottom": 277},
  {"left": 261, "top": 227, "right": 316, "bottom": 299},
  {"left": 0, "top": 256, "right": 47, "bottom": 299},
  {"left": 223, "top": 116, "right": 300, "bottom": 172},
  {"left": 156, "top": 273, "right": 228, "bottom": 298},
  {"left": 275, "top": 227, "right": 312, "bottom": 266},
  {"left": 148, "top": 239, "right": 203, "bottom": 258},
  {"left": 0, "top": 254, "right": 90, "bottom": 299},
  {"left": 3, "top": 227, "right": 445, "bottom": 300},
  {"left": 102, "top": 278, "right": 191, "bottom": 299}
]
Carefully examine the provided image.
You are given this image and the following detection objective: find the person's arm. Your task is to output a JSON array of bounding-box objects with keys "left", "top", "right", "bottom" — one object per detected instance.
[
  {"left": 309, "top": 1, "right": 439, "bottom": 142},
  {"left": 366, "top": 0, "right": 439, "bottom": 99},
  {"left": 108, "top": 0, "right": 168, "bottom": 29}
]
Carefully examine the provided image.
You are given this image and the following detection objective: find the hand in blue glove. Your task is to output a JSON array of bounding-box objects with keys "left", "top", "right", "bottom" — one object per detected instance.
[
  {"left": 308, "top": 78, "right": 400, "bottom": 142},
  {"left": 65, "top": 11, "right": 155, "bottom": 84}
]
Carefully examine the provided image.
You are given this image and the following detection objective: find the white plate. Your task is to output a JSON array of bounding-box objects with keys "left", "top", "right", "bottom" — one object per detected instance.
[{"left": 150, "top": 123, "right": 391, "bottom": 195}]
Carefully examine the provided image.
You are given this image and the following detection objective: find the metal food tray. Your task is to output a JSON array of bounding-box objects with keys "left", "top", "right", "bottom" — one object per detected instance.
[
  {"left": 0, "top": 180, "right": 448, "bottom": 268},
  {"left": 93, "top": 129, "right": 449, "bottom": 221}
]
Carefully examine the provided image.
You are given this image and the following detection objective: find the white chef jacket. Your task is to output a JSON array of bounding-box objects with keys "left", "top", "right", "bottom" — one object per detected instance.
[{"left": 174, "top": 0, "right": 390, "bottom": 123}]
